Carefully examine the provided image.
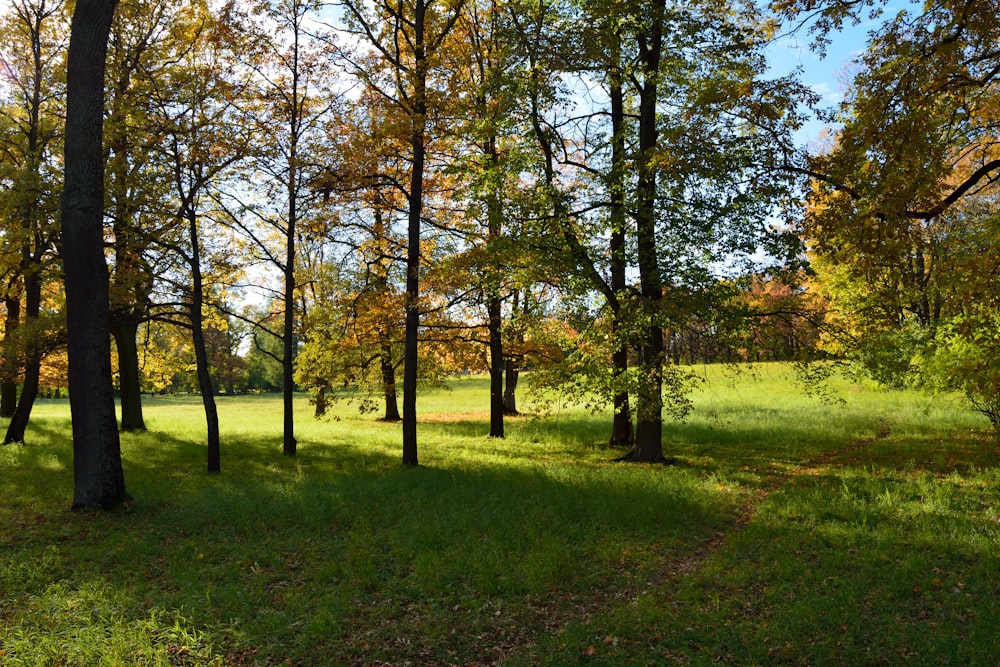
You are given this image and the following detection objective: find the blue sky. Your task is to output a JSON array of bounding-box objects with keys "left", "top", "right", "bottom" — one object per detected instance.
[
  {"left": 768, "top": 22, "right": 871, "bottom": 148},
  {"left": 766, "top": 2, "right": 922, "bottom": 149}
]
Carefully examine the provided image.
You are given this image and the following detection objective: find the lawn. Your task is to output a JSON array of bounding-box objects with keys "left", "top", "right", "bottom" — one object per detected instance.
[{"left": 1, "top": 364, "right": 998, "bottom": 665}]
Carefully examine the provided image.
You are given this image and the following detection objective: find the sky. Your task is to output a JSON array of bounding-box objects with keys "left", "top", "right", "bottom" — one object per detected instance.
[
  {"left": 766, "top": 1, "right": 921, "bottom": 149},
  {"left": 767, "top": 21, "right": 871, "bottom": 148}
]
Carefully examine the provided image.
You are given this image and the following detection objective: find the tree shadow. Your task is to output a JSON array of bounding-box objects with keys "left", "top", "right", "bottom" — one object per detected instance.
[{"left": 1, "top": 424, "right": 733, "bottom": 665}]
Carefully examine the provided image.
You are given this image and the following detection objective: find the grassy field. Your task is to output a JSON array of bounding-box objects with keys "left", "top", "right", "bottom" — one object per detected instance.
[{"left": 1, "top": 364, "right": 998, "bottom": 665}]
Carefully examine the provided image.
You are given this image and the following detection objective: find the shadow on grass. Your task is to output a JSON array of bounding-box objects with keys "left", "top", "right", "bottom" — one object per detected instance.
[
  {"left": 5, "top": 384, "right": 997, "bottom": 665},
  {"left": 517, "top": 459, "right": 1000, "bottom": 666},
  {"left": 635, "top": 468, "right": 999, "bottom": 666},
  {"left": 1, "top": 426, "right": 733, "bottom": 666}
]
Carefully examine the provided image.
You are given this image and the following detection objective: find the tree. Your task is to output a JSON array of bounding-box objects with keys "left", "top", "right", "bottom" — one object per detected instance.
[
  {"left": 443, "top": 0, "right": 541, "bottom": 438},
  {"left": 0, "top": 0, "right": 67, "bottom": 444},
  {"left": 294, "top": 234, "right": 409, "bottom": 421},
  {"left": 218, "top": 0, "right": 339, "bottom": 457},
  {"left": 510, "top": 0, "right": 806, "bottom": 460},
  {"left": 342, "top": 0, "right": 467, "bottom": 465},
  {"left": 786, "top": 0, "right": 1000, "bottom": 425},
  {"left": 62, "top": 0, "right": 128, "bottom": 510},
  {"left": 150, "top": 22, "right": 248, "bottom": 473},
  {"left": 104, "top": 0, "right": 174, "bottom": 433}
]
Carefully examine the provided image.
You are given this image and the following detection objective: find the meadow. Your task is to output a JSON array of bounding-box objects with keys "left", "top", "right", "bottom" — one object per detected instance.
[{"left": 1, "top": 364, "right": 998, "bottom": 665}]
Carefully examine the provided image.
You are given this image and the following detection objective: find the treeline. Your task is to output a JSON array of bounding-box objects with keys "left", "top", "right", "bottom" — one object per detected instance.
[{"left": 2, "top": 0, "right": 999, "bottom": 508}]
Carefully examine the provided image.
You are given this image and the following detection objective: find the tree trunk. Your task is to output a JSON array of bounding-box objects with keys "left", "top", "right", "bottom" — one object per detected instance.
[
  {"left": 281, "top": 7, "right": 302, "bottom": 459},
  {"left": 609, "top": 348, "right": 634, "bottom": 446},
  {"left": 63, "top": 0, "right": 128, "bottom": 510},
  {"left": 402, "top": 0, "right": 427, "bottom": 467},
  {"left": 282, "top": 160, "right": 297, "bottom": 458},
  {"left": 188, "top": 211, "right": 221, "bottom": 474},
  {"left": 380, "top": 348, "right": 401, "bottom": 422},
  {"left": 113, "top": 319, "right": 146, "bottom": 432},
  {"left": 1, "top": 295, "right": 20, "bottom": 419},
  {"left": 369, "top": 210, "right": 401, "bottom": 424},
  {"left": 485, "top": 130, "right": 505, "bottom": 438},
  {"left": 4, "top": 355, "right": 39, "bottom": 444},
  {"left": 3, "top": 0, "right": 54, "bottom": 443},
  {"left": 608, "top": 34, "right": 634, "bottom": 448},
  {"left": 313, "top": 385, "right": 327, "bottom": 418},
  {"left": 503, "top": 357, "right": 519, "bottom": 415},
  {"left": 502, "top": 290, "right": 521, "bottom": 415},
  {"left": 192, "top": 316, "right": 221, "bottom": 473},
  {"left": 4, "top": 272, "right": 42, "bottom": 444},
  {"left": 488, "top": 294, "right": 504, "bottom": 437},
  {"left": 0, "top": 382, "right": 15, "bottom": 419},
  {"left": 282, "top": 228, "right": 296, "bottom": 457},
  {"left": 623, "top": 0, "right": 667, "bottom": 463}
]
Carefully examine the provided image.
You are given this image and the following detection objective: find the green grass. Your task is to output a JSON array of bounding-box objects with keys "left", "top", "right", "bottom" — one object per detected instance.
[{"left": 1, "top": 364, "right": 998, "bottom": 665}]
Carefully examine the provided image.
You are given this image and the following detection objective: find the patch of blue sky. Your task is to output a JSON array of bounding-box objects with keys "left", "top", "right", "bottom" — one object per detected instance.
[{"left": 766, "top": 1, "right": 922, "bottom": 148}]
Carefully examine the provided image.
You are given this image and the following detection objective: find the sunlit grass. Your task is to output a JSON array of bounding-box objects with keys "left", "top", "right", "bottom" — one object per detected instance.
[{"left": 2, "top": 363, "right": 998, "bottom": 665}]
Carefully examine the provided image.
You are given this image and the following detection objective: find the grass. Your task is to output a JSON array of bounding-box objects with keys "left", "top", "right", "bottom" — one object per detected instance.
[{"left": 1, "top": 363, "right": 998, "bottom": 665}]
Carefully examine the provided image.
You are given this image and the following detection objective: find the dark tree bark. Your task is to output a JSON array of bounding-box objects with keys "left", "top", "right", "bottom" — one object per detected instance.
[
  {"left": 279, "top": 4, "right": 304, "bottom": 459},
  {"left": 625, "top": 0, "right": 668, "bottom": 463},
  {"left": 608, "top": 35, "right": 634, "bottom": 448},
  {"left": 0, "top": 385, "right": 15, "bottom": 419},
  {"left": 502, "top": 359, "right": 519, "bottom": 414},
  {"left": 401, "top": 0, "right": 428, "bottom": 467},
  {"left": 1, "top": 295, "right": 21, "bottom": 419},
  {"left": 113, "top": 319, "right": 146, "bottom": 432},
  {"left": 486, "top": 135, "right": 505, "bottom": 438},
  {"left": 187, "top": 209, "right": 221, "bottom": 473},
  {"left": 282, "top": 189, "right": 297, "bottom": 458},
  {"left": 487, "top": 293, "right": 504, "bottom": 437},
  {"left": 313, "top": 385, "right": 327, "bottom": 418},
  {"left": 380, "top": 347, "right": 401, "bottom": 422},
  {"left": 502, "top": 289, "right": 521, "bottom": 415},
  {"left": 4, "top": 273, "right": 42, "bottom": 444},
  {"left": 62, "top": 0, "right": 128, "bottom": 510}
]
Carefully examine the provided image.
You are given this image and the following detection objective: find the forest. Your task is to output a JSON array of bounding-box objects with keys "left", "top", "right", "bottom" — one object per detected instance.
[
  {"left": 2, "top": 0, "right": 1000, "bottom": 663},
  {"left": 1, "top": 0, "right": 999, "bottom": 501}
]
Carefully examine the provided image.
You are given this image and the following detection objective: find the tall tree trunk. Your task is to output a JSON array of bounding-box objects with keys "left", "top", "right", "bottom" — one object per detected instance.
[
  {"left": 488, "top": 294, "right": 504, "bottom": 437},
  {"left": 4, "top": 272, "right": 42, "bottom": 444},
  {"left": 486, "top": 134, "right": 504, "bottom": 438},
  {"left": 625, "top": 0, "right": 667, "bottom": 463},
  {"left": 380, "top": 347, "right": 401, "bottom": 422},
  {"left": 188, "top": 211, "right": 221, "bottom": 473},
  {"left": 608, "top": 34, "right": 634, "bottom": 448},
  {"left": 3, "top": 8, "right": 51, "bottom": 442},
  {"left": 282, "top": 5, "right": 302, "bottom": 458},
  {"left": 1, "top": 295, "right": 20, "bottom": 418},
  {"left": 402, "top": 0, "right": 428, "bottom": 467},
  {"left": 63, "top": 0, "right": 128, "bottom": 509},
  {"left": 113, "top": 319, "right": 146, "bottom": 432},
  {"left": 282, "top": 146, "right": 297, "bottom": 455},
  {"left": 0, "top": 385, "right": 15, "bottom": 419},
  {"left": 370, "top": 210, "right": 401, "bottom": 424},
  {"left": 283, "top": 206, "right": 296, "bottom": 457}
]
